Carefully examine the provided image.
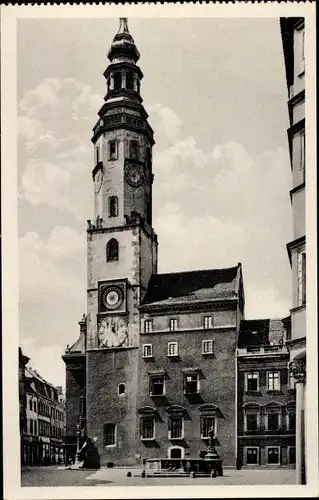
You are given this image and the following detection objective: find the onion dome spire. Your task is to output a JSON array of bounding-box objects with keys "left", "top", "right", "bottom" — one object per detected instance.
[{"left": 107, "top": 17, "right": 140, "bottom": 63}]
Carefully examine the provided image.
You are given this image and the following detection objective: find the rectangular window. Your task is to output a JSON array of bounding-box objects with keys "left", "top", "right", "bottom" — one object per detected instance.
[
  {"left": 34, "top": 421, "right": 37, "bottom": 435},
  {"left": 103, "top": 423, "right": 116, "bottom": 447},
  {"left": 141, "top": 417, "right": 154, "bottom": 440},
  {"left": 184, "top": 373, "right": 199, "bottom": 394},
  {"left": 30, "top": 419, "right": 33, "bottom": 434},
  {"left": 288, "top": 446, "right": 296, "bottom": 464},
  {"left": 201, "top": 416, "right": 215, "bottom": 438},
  {"left": 169, "top": 417, "right": 183, "bottom": 439},
  {"left": 150, "top": 376, "right": 165, "bottom": 396},
  {"left": 202, "top": 340, "right": 214, "bottom": 354},
  {"left": 245, "top": 413, "right": 258, "bottom": 432},
  {"left": 203, "top": 316, "right": 213, "bottom": 329},
  {"left": 144, "top": 320, "right": 153, "bottom": 333},
  {"left": 130, "top": 140, "right": 139, "bottom": 160},
  {"left": 80, "top": 396, "right": 86, "bottom": 419},
  {"left": 287, "top": 412, "right": 296, "bottom": 431},
  {"left": 142, "top": 344, "right": 153, "bottom": 358},
  {"left": 297, "top": 249, "right": 306, "bottom": 306},
  {"left": 300, "top": 130, "right": 305, "bottom": 177},
  {"left": 267, "top": 447, "right": 280, "bottom": 465},
  {"left": 95, "top": 144, "right": 100, "bottom": 164},
  {"left": 167, "top": 342, "right": 178, "bottom": 357},
  {"left": 108, "top": 140, "right": 118, "bottom": 160},
  {"left": 169, "top": 318, "right": 178, "bottom": 331},
  {"left": 245, "top": 372, "right": 259, "bottom": 392},
  {"left": 246, "top": 447, "right": 259, "bottom": 465},
  {"left": 267, "top": 372, "right": 280, "bottom": 391},
  {"left": 267, "top": 413, "right": 279, "bottom": 431}
]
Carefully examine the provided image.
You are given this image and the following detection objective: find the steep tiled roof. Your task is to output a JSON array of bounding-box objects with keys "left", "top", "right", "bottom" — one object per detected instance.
[
  {"left": 238, "top": 318, "right": 288, "bottom": 347},
  {"left": 141, "top": 264, "right": 240, "bottom": 309}
]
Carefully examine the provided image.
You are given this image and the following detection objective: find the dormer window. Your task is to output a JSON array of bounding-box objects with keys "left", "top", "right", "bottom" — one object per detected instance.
[
  {"left": 108, "top": 140, "right": 118, "bottom": 161},
  {"left": 108, "top": 196, "right": 118, "bottom": 218}
]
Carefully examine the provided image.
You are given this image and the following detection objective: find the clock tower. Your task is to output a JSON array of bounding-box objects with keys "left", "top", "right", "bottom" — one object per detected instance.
[{"left": 85, "top": 18, "right": 158, "bottom": 464}]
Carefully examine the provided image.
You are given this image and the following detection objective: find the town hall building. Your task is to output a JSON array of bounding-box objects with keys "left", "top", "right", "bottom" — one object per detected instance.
[{"left": 63, "top": 18, "right": 295, "bottom": 469}]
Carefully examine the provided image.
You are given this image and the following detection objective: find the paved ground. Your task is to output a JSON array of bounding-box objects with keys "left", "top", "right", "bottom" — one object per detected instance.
[{"left": 21, "top": 466, "right": 296, "bottom": 487}]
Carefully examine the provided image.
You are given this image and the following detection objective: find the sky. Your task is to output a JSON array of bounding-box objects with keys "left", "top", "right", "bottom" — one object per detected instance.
[{"left": 17, "top": 17, "right": 292, "bottom": 388}]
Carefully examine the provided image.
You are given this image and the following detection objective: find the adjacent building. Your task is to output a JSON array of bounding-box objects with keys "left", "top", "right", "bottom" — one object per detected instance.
[
  {"left": 280, "top": 17, "right": 306, "bottom": 484},
  {"left": 20, "top": 354, "right": 66, "bottom": 466},
  {"left": 63, "top": 18, "right": 296, "bottom": 470},
  {"left": 237, "top": 318, "right": 295, "bottom": 468}
]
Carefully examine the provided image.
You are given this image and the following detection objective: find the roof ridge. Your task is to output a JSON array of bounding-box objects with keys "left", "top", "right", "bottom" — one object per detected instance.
[{"left": 154, "top": 264, "right": 239, "bottom": 278}]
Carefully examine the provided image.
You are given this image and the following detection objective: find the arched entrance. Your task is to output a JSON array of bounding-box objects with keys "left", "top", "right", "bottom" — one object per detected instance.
[{"left": 168, "top": 446, "right": 184, "bottom": 459}]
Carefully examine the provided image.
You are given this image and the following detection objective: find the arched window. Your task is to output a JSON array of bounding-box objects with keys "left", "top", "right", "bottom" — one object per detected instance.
[
  {"left": 118, "top": 383, "right": 126, "bottom": 395},
  {"left": 108, "top": 196, "right": 118, "bottom": 218},
  {"left": 113, "top": 72, "right": 122, "bottom": 90},
  {"left": 130, "top": 140, "right": 139, "bottom": 160},
  {"left": 126, "top": 72, "right": 134, "bottom": 90},
  {"left": 106, "top": 239, "right": 119, "bottom": 262}
]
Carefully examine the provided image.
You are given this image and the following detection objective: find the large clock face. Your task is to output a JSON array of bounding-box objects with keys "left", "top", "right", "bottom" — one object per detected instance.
[
  {"left": 125, "top": 164, "right": 144, "bottom": 187},
  {"left": 98, "top": 316, "right": 128, "bottom": 348},
  {"left": 94, "top": 170, "right": 103, "bottom": 194},
  {"left": 101, "top": 285, "right": 124, "bottom": 311}
]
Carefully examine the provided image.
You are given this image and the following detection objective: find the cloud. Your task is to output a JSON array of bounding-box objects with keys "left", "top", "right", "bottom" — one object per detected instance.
[
  {"left": 19, "top": 227, "right": 86, "bottom": 297},
  {"left": 20, "top": 337, "right": 65, "bottom": 388},
  {"left": 20, "top": 158, "right": 92, "bottom": 220}
]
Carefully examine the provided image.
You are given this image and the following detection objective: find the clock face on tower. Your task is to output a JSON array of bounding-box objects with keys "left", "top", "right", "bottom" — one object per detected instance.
[
  {"left": 125, "top": 164, "right": 144, "bottom": 187},
  {"left": 98, "top": 316, "right": 128, "bottom": 348},
  {"left": 99, "top": 281, "right": 126, "bottom": 314},
  {"left": 94, "top": 169, "right": 103, "bottom": 193}
]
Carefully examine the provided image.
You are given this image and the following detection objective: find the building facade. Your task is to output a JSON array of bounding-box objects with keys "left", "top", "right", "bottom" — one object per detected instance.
[
  {"left": 63, "top": 18, "right": 296, "bottom": 470},
  {"left": 280, "top": 17, "right": 306, "bottom": 484},
  {"left": 237, "top": 318, "right": 296, "bottom": 468},
  {"left": 20, "top": 359, "right": 66, "bottom": 466}
]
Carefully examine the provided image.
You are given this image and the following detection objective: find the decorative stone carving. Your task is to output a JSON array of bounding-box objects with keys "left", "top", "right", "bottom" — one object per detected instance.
[{"left": 289, "top": 359, "right": 306, "bottom": 383}]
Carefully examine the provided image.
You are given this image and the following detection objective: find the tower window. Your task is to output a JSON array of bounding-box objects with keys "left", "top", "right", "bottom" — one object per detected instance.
[
  {"left": 95, "top": 144, "right": 100, "bottom": 165},
  {"left": 113, "top": 72, "right": 122, "bottom": 90},
  {"left": 106, "top": 238, "right": 119, "bottom": 262},
  {"left": 129, "top": 140, "right": 139, "bottom": 160},
  {"left": 126, "top": 71, "right": 134, "bottom": 90},
  {"left": 108, "top": 196, "right": 118, "bottom": 218},
  {"left": 118, "top": 383, "right": 126, "bottom": 395},
  {"left": 108, "top": 140, "right": 118, "bottom": 161},
  {"left": 103, "top": 423, "right": 116, "bottom": 446}
]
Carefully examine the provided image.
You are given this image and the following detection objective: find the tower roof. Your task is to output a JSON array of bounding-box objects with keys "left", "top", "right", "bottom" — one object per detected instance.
[{"left": 107, "top": 17, "right": 140, "bottom": 63}]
